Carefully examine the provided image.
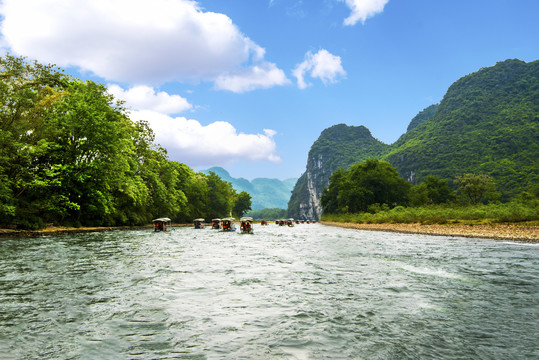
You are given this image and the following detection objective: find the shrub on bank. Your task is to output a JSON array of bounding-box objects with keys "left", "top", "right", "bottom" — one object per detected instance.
[{"left": 322, "top": 196, "right": 539, "bottom": 225}]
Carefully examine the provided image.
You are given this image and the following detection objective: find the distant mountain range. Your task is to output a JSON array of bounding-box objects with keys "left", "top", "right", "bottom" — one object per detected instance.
[
  {"left": 288, "top": 59, "right": 539, "bottom": 220},
  {"left": 202, "top": 167, "right": 297, "bottom": 210}
]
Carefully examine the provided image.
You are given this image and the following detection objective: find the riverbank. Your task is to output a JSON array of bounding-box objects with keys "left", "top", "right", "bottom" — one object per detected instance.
[
  {"left": 0, "top": 226, "right": 146, "bottom": 238},
  {"left": 321, "top": 221, "right": 539, "bottom": 242},
  {"left": 0, "top": 224, "right": 193, "bottom": 238}
]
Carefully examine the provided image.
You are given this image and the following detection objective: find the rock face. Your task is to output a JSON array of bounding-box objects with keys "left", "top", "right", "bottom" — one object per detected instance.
[{"left": 287, "top": 124, "right": 388, "bottom": 220}]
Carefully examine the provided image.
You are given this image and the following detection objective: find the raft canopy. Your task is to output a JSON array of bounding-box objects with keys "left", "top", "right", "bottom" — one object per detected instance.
[
  {"left": 193, "top": 218, "right": 205, "bottom": 222},
  {"left": 240, "top": 217, "right": 253, "bottom": 223},
  {"left": 153, "top": 217, "right": 171, "bottom": 223}
]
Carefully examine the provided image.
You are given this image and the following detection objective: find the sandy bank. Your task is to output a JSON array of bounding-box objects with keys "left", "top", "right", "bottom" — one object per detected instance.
[{"left": 321, "top": 221, "right": 539, "bottom": 242}]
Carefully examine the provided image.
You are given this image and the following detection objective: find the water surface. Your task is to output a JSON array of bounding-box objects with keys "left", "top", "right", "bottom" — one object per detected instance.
[{"left": 0, "top": 224, "right": 537, "bottom": 359}]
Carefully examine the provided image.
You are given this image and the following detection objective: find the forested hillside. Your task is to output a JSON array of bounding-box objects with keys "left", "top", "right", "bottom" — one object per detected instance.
[
  {"left": 385, "top": 59, "right": 538, "bottom": 199},
  {"left": 288, "top": 59, "right": 539, "bottom": 219},
  {"left": 0, "top": 55, "right": 250, "bottom": 229}
]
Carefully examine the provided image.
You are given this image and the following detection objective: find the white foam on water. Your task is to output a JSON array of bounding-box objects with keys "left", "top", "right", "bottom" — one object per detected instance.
[
  {"left": 399, "top": 263, "right": 463, "bottom": 280},
  {"left": 280, "top": 346, "right": 312, "bottom": 360}
]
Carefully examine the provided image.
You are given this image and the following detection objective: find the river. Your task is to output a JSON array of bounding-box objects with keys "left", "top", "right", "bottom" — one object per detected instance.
[{"left": 0, "top": 224, "right": 537, "bottom": 359}]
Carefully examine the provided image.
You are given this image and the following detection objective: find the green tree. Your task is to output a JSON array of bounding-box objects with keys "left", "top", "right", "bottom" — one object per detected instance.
[
  {"left": 0, "top": 55, "right": 74, "bottom": 228},
  {"left": 28, "top": 79, "right": 140, "bottom": 226},
  {"left": 321, "top": 159, "right": 410, "bottom": 214},
  {"left": 205, "top": 171, "right": 234, "bottom": 219},
  {"left": 0, "top": 54, "right": 245, "bottom": 229},
  {"left": 410, "top": 175, "right": 455, "bottom": 206},
  {"left": 183, "top": 173, "right": 210, "bottom": 222},
  {"left": 455, "top": 173, "right": 499, "bottom": 205},
  {"left": 321, "top": 168, "right": 347, "bottom": 213},
  {"left": 246, "top": 208, "right": 287, "bottom": 220},
  {"left": 233, "top": 191, "right": 252, "bottom": 218}
]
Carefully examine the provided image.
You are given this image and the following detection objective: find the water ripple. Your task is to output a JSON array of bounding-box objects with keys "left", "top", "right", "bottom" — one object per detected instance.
[{"left": 0, "top": 225, "right": 538, "bottom": 359}]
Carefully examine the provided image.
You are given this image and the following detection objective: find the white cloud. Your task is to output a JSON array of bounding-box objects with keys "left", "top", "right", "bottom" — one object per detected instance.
[
  {"left": 214, "top": 62, "right": 290, "bottom": 93},
  {"left": 130, "top": 110, "right": 281, "bottom": 167},
  {"left": 341, "top": 0, "right": 389, "bottom": 25},
  {"left": 107, "top": 85, "right": 192, "bottom": 114},
  {"left": 0, "top": 0, "right": 287, "bottom": 91},
  {"left": 293, "top": 49, "right": 346, "bottom": 89}
]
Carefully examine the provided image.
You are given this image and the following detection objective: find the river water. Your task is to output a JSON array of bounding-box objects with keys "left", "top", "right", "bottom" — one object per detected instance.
[{"left": 0, "top": 224, "right": 537, "bottom": 359}]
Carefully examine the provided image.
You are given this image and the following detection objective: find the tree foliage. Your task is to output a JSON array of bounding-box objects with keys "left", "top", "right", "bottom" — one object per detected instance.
[
  {"left": 385, "top": 59, "right": 539, "bottom": 199},
  {"left": 455, "top": 173, "right": 499, "bottom": 205},
  {"left": 321, "top": 159, "right": 411, "bottom": 214},
  {"left": 233, "top": 191, "right": 252, "bottom": 218},
  {"left": 410, "top": 175, "right": 455, "bottom": 206},
  {"left": 0, "top": 55, "right": 245, "bottom": 229},
  {"left": 246, "top": 208, "right": 287, "bottom": 220}
]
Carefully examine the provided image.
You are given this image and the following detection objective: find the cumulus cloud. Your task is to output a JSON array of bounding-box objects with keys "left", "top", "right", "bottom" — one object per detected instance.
[
  {"left": 214, "top": 62, "right": 290, "bottom": 93},
  {"left": 0, "top": 0, "right": 287, "bottom": 91},
  {"left": 106, "top": 84, "right": 279, "bottom": 165},
  {"left": 341, "top": 0, "right": 389, "bottom": 25},
  {"left": 107, "top": 85, "right": 192, "bottom": 114},
  {"left": 130, "top": 110, "right": 281, "bottom": 167},
  {"left": 293, "top": 49, "right": 346, "bottom": 89}
]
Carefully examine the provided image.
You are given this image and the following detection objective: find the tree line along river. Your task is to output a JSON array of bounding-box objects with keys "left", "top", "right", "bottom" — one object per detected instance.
[{"left": 0, "top": 224, "right": 537, "bottom": 359}]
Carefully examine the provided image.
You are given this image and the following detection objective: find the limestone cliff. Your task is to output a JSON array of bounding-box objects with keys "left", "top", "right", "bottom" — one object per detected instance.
[{"left": 287, "top": 124, "right": 388, "bottom": 220}]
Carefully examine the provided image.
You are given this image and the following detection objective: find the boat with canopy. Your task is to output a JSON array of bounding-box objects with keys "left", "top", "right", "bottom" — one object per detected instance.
[
  {"left": 211, "top": 218, "right": 221, "bottom": 229},
  {"left": 193, "top": 218, "right": 205, "bottom": 229},
  {"left": 221, "top": 218, "right": 236, "bottom": 232},
  {"left": 153, "top": 217, "right": 172, "bottom": 232},
  {"left": 240, "top": 217, "right": 254, "bottom": 234}
]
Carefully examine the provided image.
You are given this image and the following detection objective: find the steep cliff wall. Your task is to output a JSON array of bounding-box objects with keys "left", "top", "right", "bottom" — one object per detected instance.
[{"left": 287, "top": 124, "right": 388, "bottom": 220}]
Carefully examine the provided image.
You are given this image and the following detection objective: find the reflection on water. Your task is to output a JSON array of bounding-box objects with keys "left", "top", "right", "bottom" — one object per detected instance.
[{"left": 0, "top": 225, "right": 537, "bottom": 359}]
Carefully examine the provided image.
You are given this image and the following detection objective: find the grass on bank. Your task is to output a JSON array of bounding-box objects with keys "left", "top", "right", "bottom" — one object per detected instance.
[{"left": 321, "top": 200, "right": 539, "bottom": 226}]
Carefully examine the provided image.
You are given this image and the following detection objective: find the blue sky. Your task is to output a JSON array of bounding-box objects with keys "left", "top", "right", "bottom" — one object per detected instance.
[{"left": 1, "top": 0, "right": 538, "bottom": 180}]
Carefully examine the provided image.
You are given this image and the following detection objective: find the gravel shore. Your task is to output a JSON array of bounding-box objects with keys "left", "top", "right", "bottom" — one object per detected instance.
[{"left": 321, "top": 221, "right": 539, "bottom": 242}]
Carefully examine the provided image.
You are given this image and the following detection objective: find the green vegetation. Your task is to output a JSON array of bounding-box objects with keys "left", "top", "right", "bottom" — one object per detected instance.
[
  {"left": 202, "top": 167, "right": 297, "bottom": 210},
  {"left": 289, "top": 59, "right": 539, "bottom": 219},
  {"left": 307, "top": 125, "right": 389, "bottom": 173},
  {"left": 409, "top": 175, "right": 455, "bottom": 206},
  {"left": 0, "top": 55, "right": 250, "bottom": 229},
  {"left": 384, "top": 59, "right": 539, "bottom": 199},
  {"left": 245, "top": 208, "right": 287, "bottom": 221},
  {"left": 322, "top": 200, "right": 538, "bottom": 225},
  {"left": 454, "top": 173, "right": 499, "bottom": 205},
  {"left": 233, "top": 191, "right": 252, "bottom": 218},
  {"left": 406, "top": 104, "right": 439, "bottom": 132},
  {"left": 321, "top": 159, "right": 539, "bottom": 225},
  {"left": 288, "top": 124, "right": 388, "bottom": 219},
  {"left": 321, "top": 159, "right": 410, "bottom": 214}
]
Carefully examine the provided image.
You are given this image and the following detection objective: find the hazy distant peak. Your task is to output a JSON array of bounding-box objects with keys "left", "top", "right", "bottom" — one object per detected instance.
[{"left": 201, "top": 167, "right": 298, "bottom": 210}]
